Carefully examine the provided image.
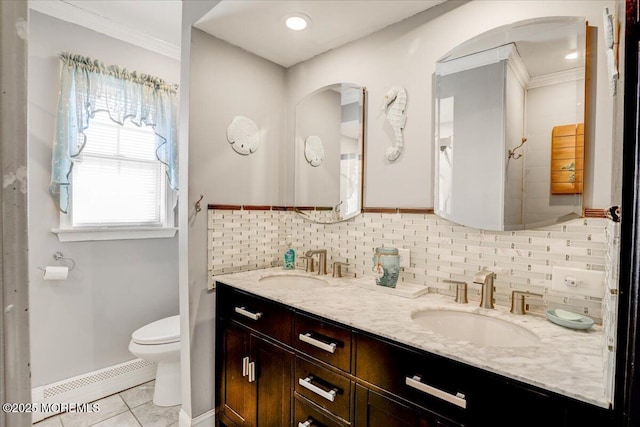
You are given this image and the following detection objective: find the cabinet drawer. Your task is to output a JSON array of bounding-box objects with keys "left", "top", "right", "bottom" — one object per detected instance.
[
  {"left": 219, "top": 285, "right": 293, "bottom": 345},
  {"left": 355, "top": 333, "right": 469, "bottom": 419},
  {"left": 295, "top": 312, "right": 352, "bottom": 372},
  {"left": 295, "top": 396, "right": 349, "bottom": 427},
  {"left": 295, "top": 356, "right": 351, "bottom": 421}
]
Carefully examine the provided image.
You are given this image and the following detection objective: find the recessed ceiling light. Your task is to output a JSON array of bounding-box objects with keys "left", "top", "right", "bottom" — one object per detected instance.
[
  {"left": 565, "top": 51, "right": 578, "bottom": 60},
  {"left": 285, "top": 13, "right": 310, "bottom": 31}
]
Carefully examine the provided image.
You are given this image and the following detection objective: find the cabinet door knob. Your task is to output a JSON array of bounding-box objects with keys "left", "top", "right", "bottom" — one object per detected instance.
[
  {"left": 234, "top": 306, "right": 263, "bottom": 320},
  {"left": 405, "top": 375, "right": 467, "bottom": 409},
  {"left": 298, "top": 332, "right": 337, "bottom": 353},
  {"left": 298, "top": 375, "right": 338, "bottom": 402},
  {"left": 242, "top": 356, "right": 250, "bottom": 377}
]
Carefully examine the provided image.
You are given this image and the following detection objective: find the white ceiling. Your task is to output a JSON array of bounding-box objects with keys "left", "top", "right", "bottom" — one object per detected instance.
[
  {"left": 64, "top": 0, "right": 183, "bottom": 47},
  {"left": 29, "top": 0, "right": 183, "bottom": 58},
  {"left": 195, "top": 0, "right": 446, "bottom": 68},
  {"left": 30, "top": 0, "right": 446, "bottom": 67},
  {"left": 442, "top": 17, "right": 585, "bottom": 78}
]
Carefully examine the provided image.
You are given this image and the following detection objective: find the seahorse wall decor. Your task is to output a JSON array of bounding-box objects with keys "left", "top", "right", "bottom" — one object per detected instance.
[{"left": 381, "top": 86, "right": 407, "bottom": 162}]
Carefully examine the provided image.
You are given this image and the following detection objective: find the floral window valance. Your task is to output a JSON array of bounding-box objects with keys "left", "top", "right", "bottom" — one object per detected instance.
[{"left": 50, "top": 52, "right": 179, "bottom": 213}]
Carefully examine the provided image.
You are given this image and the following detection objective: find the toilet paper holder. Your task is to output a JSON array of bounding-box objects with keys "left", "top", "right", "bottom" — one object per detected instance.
[{"left": 38, "top": 251, "right": 76, "bottom": 272}]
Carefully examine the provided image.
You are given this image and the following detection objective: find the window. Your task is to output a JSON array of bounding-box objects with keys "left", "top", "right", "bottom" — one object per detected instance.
[
  {"left": 71, "top": 113, "right": 166, "bottom": 227},
  {"left": 51, "top": 53, "right": 178, "bottom": 242},
  {"left": 54, "top": 113, "right": 176, "bottom": 241}
]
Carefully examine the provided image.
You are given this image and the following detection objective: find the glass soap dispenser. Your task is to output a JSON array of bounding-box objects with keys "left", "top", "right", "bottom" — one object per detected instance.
[{"left": 283, "top": 235, "right": 296, "bottom": 270}]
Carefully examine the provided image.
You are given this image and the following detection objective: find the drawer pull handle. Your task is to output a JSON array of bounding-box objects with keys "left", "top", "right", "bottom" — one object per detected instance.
[
  {"left": 298, "top": 420, "right": 313, "bottom": 427},
  {"left": 242, "top": 356, "right": 250, "bottom": 377},
  {"left": 405, "top": 376, "right": 467, "bottom": 409},
  {"left": 248, "top": 361, "right": 256, "bottom": 383},
  {"left": 234, "top": 306, "right": 263, "bottom": 320},
  {"left": 299, "top": 333, "right": 337, "bottom": 353},
  {"left": 298, "top": 375, "right": 337, "bottom": 402}
]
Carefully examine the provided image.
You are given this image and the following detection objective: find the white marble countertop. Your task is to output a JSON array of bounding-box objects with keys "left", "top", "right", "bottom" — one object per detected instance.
[{"left": 215, "top": 267, "right": 609, "bottom": 409}]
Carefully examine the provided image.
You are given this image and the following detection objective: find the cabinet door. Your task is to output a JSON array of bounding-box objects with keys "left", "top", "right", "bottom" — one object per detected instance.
[
  {"left": 252, "top": 334, "right": 293, "bottom": 427},
  {"left": 220, "top": 322, "right": 253, "bottom": 426},
  {"left": 354, "top": 385, "right": 459, "bottom": 427}
]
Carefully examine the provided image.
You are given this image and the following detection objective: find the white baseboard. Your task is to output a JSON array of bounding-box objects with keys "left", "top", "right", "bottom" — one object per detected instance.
[
  {"left": 179, "top": 408, "right": 215, "bottom": 427},
  {"left": 31, "top": 358, "right": 156, "bottom": 423}
]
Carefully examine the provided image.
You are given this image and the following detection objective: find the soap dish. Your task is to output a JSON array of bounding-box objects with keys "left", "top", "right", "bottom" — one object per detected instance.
[
  {"left": 350, "top": 277, "right": 429, "bottom": 299},
  {"left": 545, "top": 309, "right": 594, "bottom": 330}
]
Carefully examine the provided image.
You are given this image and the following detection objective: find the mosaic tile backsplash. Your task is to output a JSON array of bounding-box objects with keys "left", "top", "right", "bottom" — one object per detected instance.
[{"left": 208, "top": 209, "right": 613, "bottom": 325}]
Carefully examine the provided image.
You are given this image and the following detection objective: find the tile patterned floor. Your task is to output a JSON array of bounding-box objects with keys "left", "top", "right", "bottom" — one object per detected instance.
[{"left": 33, "top": 381, "right": 180, "bottom": 427}]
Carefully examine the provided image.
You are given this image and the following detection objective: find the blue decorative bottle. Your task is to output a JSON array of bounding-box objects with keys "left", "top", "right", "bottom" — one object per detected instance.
[{"left": 372, "top": 247, "right": 400, "bottom": 288}]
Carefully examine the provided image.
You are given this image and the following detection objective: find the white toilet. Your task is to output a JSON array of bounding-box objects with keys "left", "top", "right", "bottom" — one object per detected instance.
[{"left": 129, "top": 315, "right": 181, "bottom": 407}]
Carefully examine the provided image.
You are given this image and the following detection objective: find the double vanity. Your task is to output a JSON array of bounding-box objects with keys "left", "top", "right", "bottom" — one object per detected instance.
[
  {"left": 207, "top": 12, "right": 614, "bottom": 426},
  {"left": 214, "top": 268, "right": 612, "bottom": 427}
]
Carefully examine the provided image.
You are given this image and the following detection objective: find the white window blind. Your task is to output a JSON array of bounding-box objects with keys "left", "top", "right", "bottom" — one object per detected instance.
[{"left": 71, "top": 112, "right": 166, "bottom": 227}]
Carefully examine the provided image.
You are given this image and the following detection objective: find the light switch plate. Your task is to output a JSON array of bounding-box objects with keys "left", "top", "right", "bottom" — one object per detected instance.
[
  {"left": 398, "top": 248, "right": 410, "bottom": 268},
  {"left": 551, "top": 267, "right": 604, "bottom": 298}
]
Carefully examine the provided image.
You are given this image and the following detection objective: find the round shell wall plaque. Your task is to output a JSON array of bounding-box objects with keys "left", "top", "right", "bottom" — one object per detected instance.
[
  {"left": 304, "top": 135, "right": 324, "bottom": 167},
  {"left": 227, "top": 116, "right": 259, "bottom": 155}
]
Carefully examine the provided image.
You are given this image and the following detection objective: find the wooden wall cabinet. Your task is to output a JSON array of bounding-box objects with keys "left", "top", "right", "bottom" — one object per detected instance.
[
  {"left": 550, "top": 123, "right": 584, "bottom": 194},
  {"left": 216, "top": 283, "right": 613, "bottom": 427}
]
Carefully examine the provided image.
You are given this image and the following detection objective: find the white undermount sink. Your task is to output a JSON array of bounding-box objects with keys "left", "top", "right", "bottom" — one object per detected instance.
[
  {"left": 411, "top": 309, "right": 540, "bottom": 348},
  {"left": 258, "top": 274, "right": 329, "bottom": 289}
]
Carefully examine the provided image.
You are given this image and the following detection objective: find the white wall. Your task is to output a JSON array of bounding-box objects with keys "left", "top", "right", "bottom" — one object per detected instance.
[
  {"left": 504, "top": 63, "right": 525, "bottom": 227},
  {"left": 285, "top": 0, "right": 616, "bottom": 210},
  {"left": 437, "top": 61, "right": 507, "bottom": 230},
  {"left": 187, "top": 27, "right": 286, "bottom": 417},
  {"left": 28, "top": 11, "right": 179, "bottom": 386},
  {"left": 189, "top": 30, "right": 286, "bottom": 207},
  {"left": 525, "top": 79, "right": 584, "bottom": 224}
]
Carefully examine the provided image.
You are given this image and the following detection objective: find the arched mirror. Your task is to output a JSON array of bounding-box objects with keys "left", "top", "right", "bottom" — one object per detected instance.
[
  {"left": 434, "top": 17, "right": 587, "bottom": 231},
  {"left": 294, "top": 83, "right": 366, "bottom": 223}
]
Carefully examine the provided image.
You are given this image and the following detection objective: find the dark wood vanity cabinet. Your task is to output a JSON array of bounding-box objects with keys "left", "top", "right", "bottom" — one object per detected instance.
[
  {"left": 215, "top": 283, "right": 614, "bottom": 427},
  {"left": 217, "top": 321, "right": 293, "bottom": 427},
  {"left": 217, "top": 285, "right": 294, "bottom": 427},
  {"left": 354, "top": 385, "right": 456, "bottom": 427},
  {"left": 354, "top": 331, "right": 615, "bottom": 427}
]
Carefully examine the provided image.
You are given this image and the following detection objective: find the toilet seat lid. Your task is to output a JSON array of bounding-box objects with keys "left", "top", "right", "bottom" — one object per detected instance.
[{"left": 132, "top": 315, "right": 180, "bottom": 345}]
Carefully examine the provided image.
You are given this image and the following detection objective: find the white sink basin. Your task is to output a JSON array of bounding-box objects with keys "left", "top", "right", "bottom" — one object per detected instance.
[
  {"left": 411, "top": 310, "right": 540, "bottom": 348},
  {"left": 258, "top": 274, "right": 329, "bottom": 289}
]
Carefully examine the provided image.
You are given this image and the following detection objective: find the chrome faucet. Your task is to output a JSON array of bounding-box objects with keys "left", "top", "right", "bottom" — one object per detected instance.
[
  {"left": 473, "top": 268, "right": 495, "bottom": 309},
  {"left": 510, "top": 290, "right": 543, "bottom": 315},
  {"left": 304, "top": 249, "right": 327, "bottom": 275}
]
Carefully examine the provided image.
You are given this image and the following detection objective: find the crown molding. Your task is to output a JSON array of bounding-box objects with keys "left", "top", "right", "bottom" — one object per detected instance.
[
  {"left": 436, "top": 43, "right": 520, "bottom": 78},
  {"left": 506, "top": 46, "right": 530, "bottom": 89},
  {"left": 28, "top": 0, "right": 180, "bottom": 60},
  {"left": 527, "top": 67, "right": 584, "bottom": 89}
]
